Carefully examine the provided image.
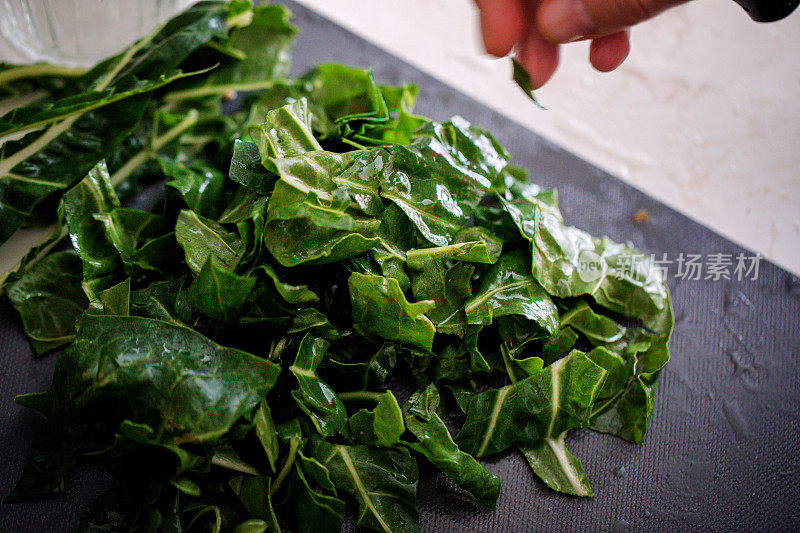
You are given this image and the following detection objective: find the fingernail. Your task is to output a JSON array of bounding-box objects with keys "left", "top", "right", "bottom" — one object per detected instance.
[{"left": 539, "top": 0, "right": 594, "bottom": 43}]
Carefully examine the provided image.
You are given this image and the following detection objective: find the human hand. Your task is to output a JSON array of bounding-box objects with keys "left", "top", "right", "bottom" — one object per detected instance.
[{"left": 475, "top": 0, "right": 689, "bottom": 89}]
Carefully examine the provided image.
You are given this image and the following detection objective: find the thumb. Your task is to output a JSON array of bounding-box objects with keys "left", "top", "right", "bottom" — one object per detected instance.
[{"left": 537, "top": 0, "right": 689, "bottom": 43}]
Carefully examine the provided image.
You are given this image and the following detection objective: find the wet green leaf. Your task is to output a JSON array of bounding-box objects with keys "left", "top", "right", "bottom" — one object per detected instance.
[
  {"left": 290, "top": 335, "right": 348, "bottom": 437},
  {"left": 162, "top": 159, "right": 226, "bottom": 218},
  {"left": 310, "top": 440, "right": 419, "bottom": 533},
  {"left": 464, "top": 250, "right": 558, "bottom": 334},
  {"left": 188, "top": 255, "right": 255, "bottom": 322},
  {"left": 349, "top": 273, "right": 435, "bottom": 351},
  {"left": 175, "top": 209, "right": 245, "bottom": 274},
  {"left": 403, "top": 384, "right": 500, "bottom": 509},
  {"left": 6, "top": 250, "right": 88, "bottom": 355},
  {"left": 63, "top": 161, "right": 124, "bottom": 301},
  {"left": 456, "top": 350, "right": 607, "bottom": 458}
]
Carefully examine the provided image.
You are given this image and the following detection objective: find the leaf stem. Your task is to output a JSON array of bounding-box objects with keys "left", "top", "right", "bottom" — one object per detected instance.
[
  {"left": 109, "top": 109, "right": 199, "bottom": 187},
  {"left": 500, "top": 344, "right": 518, "bottom": 384},
  {"left": 270, "top": 436, "right": 299, "bottom": 495},
  {"left": 204, "top": 40, "right": 247, "bottom": 60},
  {"left": 341, "top": 137, "right": 367, "bottom": 150},
  {"left": 163, "top": 80, "right": 278, "bottom": 102},
  {"left": 211, "top": 453, "right": 260, "bottom": 475},
  {"left": 0, "top": 64, "right": 87, "bottom": 86},
  {"left": 0, "top": 224, "right": 68, "bottom": 295},
  {"left": 337, "top": 390, "right": 384, "bottom": 403},
  {"left": 186, "top": 505, "right": 222, "bottom": 533}
]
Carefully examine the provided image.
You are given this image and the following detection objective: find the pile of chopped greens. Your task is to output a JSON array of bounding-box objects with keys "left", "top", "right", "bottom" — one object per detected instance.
[{"left": 0, "top": 2, "right": 672, "bottom": 531}]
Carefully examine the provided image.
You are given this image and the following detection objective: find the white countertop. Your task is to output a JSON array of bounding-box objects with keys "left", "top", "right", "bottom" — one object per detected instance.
[{"left": 295, "top": 0, "right": 800, "bottom": 275}]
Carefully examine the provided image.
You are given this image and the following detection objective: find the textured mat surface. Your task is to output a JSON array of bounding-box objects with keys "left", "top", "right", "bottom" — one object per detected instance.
[{"left": 1, "top": 2, "right": 799, "bottom": 531}]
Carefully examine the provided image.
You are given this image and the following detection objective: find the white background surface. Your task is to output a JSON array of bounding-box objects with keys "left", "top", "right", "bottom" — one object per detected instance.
[{"left": 294, "top": 0, "right": 800, "bottom": 275}]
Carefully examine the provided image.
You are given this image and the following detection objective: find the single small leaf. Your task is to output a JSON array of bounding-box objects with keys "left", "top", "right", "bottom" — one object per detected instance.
[
  {"left": 293, "top": 462, "right": 345, "bottom": 533},
  {"left": 93, "top": 208, "right": 172, "bottom": 265},
  {"left": 234, "top": 520, "right": 269, "bottom": 533},
  {"left": 187, "top": 255, "right": 255, "bottom": 322},
  {"left": 560, "top": 300, "right": 625, "bottom": 344},
  {"left": 229, "top": 474, "right": 279, "bottom": 525},
  {"left": 519, "top": 434, "right": 592, "bottom": 497},
  {"left": 170, "top": 476, "right": 201, "bottom": 496},
  {"left": 290, "top": 334, "right": 348, "bottom": 437},
  {"left": 511, "top": 58, "right": 544, "bottom": 108},
  {"left": 6, "top": 250, "right": 88, "bottom": 355},
  {"left": 409, "top": 257, "right": 474, "bottom": 334},
  {"left": 349, "top": 272, "right": 435, "bottom": 351},
  {"left": 456, "top": 350, "right": 607, "bottom": 458},
  {"left": 249, "top": 99, "right": 323, "bottom": 165},
  {"left": 256, "top": 264, "right": 318, "bottom": 304},
  {"left": 229, "top": 139, "right": 277, "bottom": 195},
  {"left": 161, "top": 159, "right": 226, "bottom": 218},
  {"left": 129, "top": 278, "right": 192, "bottom": 326},
  {"left": 303, "top": 64, "right": 389, "bottom": 125},
  {"left": 63, "top": 160, "right": 124, "bottom": 302},
  {"left": 403, "top": 384, "right": 500, "bottom": 509},
  {"left": 348, "top": 391, "right": 404, "bottom": 448},
  {"left": 175, "top": 209, "right": 245, "bottom": 274},
  {"left": 464, "top": 250, "right": 558, "bottom": 334},
  {"left": 310, "top": 440, "right": 419, "bottom": 533},
  {"left": 541, "top": 327, "right": 579, "bottom": 365},
  {"left": 254, "top": 400, "right": 279, "bottom": 473},
  {"left": 98, "top": 277, "right": 130, "bottom": 316}
]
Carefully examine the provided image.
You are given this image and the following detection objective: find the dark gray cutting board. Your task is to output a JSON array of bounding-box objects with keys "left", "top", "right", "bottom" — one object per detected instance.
[{"left": 2, "top": 2, "right": 798, "bottom": 531}]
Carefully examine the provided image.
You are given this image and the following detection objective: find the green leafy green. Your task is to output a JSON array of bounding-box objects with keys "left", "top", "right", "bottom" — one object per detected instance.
[
  {"left": 63, "top": 161, "right": 124, "bottom": 302},
  {"left": 0, "top": 0, "right": 229, "bottom": 245},
  {"left": 228, "top": 139, "right": 277, "bottom": 195},
  {"left": 162, "top": 159, "right": 227, "bottom": 218},
  {"left": 464, "top": 250, "right": 558, "bottom": 334},
  {"left": 48, "top": 315, "right": 280, "bottom": 440},
  {"left": 188, "top": 255, "right": 255, "bottom": 321},
  {"left": 175, "top": 209, "right": 245, "bottom": 274},
  {"left": 511, "top": 58, "right": 543, "bottom": 108},
  {"left": 303, "top": 64, "right": 389, "bottom": 125},
  {"left": 291, "top": 460, "right": 345, "bottom": 533},
  {"left": 500, "top": 184, "right": 672, "bottom": 335},
  {"left": 349, "top": 272, "right": 435, "bottom": 351},
  {"left": 5, "top": 250, "right": 88, "bottom": 355},
  {"left": 2, "top": 2, "right": 674, "bottom": 528},
  {"left": 9, "top": 314, "right": 279, "bottom": 500},
  {"left": 348, "top": 391, "right": 404, "bottom": 447},
  {"left": 456, "top": 351, "right": 607, "bottom": 458},
  {"left": 166, "top": 4, "right": 298, "bottom": 100},
  {"left": 402, "top": 384, "right": 500, "bottom": 508},
  {"left": 290, "top": 335, "right": 348, "bottom": 437},
  {"left": 310, "top": 440, "right": 419, "bottom": 533}
]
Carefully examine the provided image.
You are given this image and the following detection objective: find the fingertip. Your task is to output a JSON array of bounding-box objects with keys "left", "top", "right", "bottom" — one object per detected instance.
[
  {"left": 536, "top": 0, "right": 594, "bottom": 44},
  {"left": 589, "top": 30, "right": 630, "bottom": 72},
  {"left": 476, "top": 0, "right": 528, "bottom": 56},
  {"left": 516, "top": 31, "right": 560, "bottom": 90}
]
